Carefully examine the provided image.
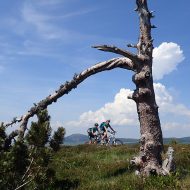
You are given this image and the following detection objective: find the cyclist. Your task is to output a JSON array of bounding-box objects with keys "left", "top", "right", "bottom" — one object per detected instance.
[
  {"left": 87, "top": 123, "right": 99, "bottom": 144},
  {"left": 99, "top": 120, "right": 115, "bottom": 144}
]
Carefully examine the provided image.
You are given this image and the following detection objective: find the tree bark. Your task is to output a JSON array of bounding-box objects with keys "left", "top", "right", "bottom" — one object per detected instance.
[{"left": 129, "top": 0, "right": 164, "bottom": 175}]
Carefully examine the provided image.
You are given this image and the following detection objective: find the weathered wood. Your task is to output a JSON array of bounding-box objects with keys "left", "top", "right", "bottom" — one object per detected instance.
[
  {"left": 128, "top": 0, "right": 164, "bottom": 175},
  {"left": 162, "top": 147, "right": 176, "bottom": 175},
  {"left": 92, "top": 45, "right": 141, "bottom": 64},
  {"left": 2, "top": 57, "right": 135, "bottom": 140}
]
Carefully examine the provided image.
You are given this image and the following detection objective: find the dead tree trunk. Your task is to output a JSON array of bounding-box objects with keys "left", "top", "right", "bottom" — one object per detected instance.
[
  {"left": 134, "top": 0, "right": 163, "bottom": 175},
  {"left": 128, "top": 0, "right": 163, "bottom": 175},
  {"left": 2, "top": 0, "right": 165, "bottom": 175},
  {"left": 93, "top": 0, "right": 164, "bottom": 175}
]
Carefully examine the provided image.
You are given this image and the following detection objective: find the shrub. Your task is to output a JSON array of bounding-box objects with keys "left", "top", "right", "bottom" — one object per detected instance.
[{"left": 0, "top": 109, "right": 65, "bottom": 190}]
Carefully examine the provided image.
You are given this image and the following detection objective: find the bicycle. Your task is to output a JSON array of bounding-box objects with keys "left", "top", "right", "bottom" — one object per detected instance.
[
  {"left": 85, "top": 131, "right": 123, "bottom": 146},
  {"left": 97, "top": 131, "right": 123, "bottom": 146}
]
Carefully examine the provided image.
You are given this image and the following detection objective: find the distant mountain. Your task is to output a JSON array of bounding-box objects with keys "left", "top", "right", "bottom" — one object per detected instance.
[
  {"left": 163, "top": 137, "right": 190, "bottom": 144},
  {"left": 64, "top": 134, "right": 89, "bottom": 145},
  {"left": 117, "top": 138, "right": 139, "bottom": 144},
  {"left": 64, "top": 134, "right": 190, "bottom": 145},
  {"left": 180, "top": 137, "right": 190, "bottom": 143}
]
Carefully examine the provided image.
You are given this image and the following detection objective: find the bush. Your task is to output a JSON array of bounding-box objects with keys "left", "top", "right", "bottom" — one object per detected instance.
[{"left": 0, "top": 109, "right": 65, "bottom": 190}]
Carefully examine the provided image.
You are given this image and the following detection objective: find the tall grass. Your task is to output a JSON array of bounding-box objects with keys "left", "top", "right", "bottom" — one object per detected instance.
[{"left": 50, "top": 144, "right": 190, "bottom": 190}]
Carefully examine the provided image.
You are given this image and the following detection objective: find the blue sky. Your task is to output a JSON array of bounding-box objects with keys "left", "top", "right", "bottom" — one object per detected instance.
[{"left": 0, "top": 0, "right": 190, "bottom": 138}]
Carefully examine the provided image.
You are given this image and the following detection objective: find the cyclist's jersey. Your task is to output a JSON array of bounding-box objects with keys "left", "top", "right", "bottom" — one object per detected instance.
[
  {"left": 87, "top": 127, "right": 99, "bottom": 134},
  {"left": 99, "top": 122, "right": 110, "bottom": 132}
]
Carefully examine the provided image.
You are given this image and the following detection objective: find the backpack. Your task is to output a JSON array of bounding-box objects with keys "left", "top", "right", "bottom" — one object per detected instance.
[
  {"left": 99, "top": 122, "right": 106, "bottom": 131},
  {"left": 87, "top": 128, "right": 93, "bottom": 133}
]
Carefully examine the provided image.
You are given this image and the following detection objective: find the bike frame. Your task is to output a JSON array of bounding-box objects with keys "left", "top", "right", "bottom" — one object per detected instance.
[{"left": 106, "top": 131, "right": 116, "bottom": 145}]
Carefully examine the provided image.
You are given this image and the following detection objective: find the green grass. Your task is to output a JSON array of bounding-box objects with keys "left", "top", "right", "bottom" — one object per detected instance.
[{"left": 50, "top": 144, "right": 190, "bottom": 190}]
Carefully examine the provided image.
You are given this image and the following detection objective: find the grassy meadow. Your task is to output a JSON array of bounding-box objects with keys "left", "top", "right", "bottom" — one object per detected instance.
[{"left": 50, "top": 144, "right": 190, "bottom": 190}]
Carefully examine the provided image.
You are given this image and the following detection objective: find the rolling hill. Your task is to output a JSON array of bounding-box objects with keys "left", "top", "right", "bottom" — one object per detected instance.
[{"left": 64, "top": 134, "right": 190, "bottom": 145}]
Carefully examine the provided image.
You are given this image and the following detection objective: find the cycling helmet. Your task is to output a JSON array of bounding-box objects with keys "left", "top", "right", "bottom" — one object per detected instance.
[{"left": 94, "top": 123, "right": 99, "bottom": 127}]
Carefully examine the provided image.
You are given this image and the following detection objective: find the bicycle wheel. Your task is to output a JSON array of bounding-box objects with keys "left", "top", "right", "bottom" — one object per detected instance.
[{"left": 112, "top": 139, "right": 123, "bottom": 146}]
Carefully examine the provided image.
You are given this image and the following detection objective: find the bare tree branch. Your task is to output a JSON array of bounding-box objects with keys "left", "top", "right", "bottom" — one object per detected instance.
[
  {"left": 2, "top": 117, "right": 22, "bottom": 129},
  {"left": 2, "top": 57, "right": 135, "bottom": 140},
  {"left": 14, "top": 177, "right": 34, "bottom": 190},
  {"left": 2, "top": 130, "right": 19, "bottom": 150},
  {"left": 92, "top": 45, "right": 142, "bottom": 62},
  {"left": 127, "top": 44, "right": 137, "bottom": 48},
  {"left": 15, "top": 165, "right": 42, "bottom": 190},
  {"left": 22, "top": 158, "right": 34, "bottom": 181}
]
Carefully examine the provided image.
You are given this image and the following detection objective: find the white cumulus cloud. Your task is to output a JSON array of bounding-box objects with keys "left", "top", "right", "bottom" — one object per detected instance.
[
  {"left": 65, "top": 88, "right": 138, "bottom": 128},
  {"left": 154, "top": 83, "right": 190, "bottom": 117},
  {"left": 63, "top": 83, "right": 190, "bottom": 137},
  {"left": 153, "top": 42, "right": 185, "bottom": 80}
]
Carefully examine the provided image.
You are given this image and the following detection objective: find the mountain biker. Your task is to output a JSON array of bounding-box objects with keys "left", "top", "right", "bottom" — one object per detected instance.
[
  {"left": 87, "top": 123, "right": 99, "bottom": 144},
  {"left": 99, "top": 120, "right": 115, "bottom": 143}
]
